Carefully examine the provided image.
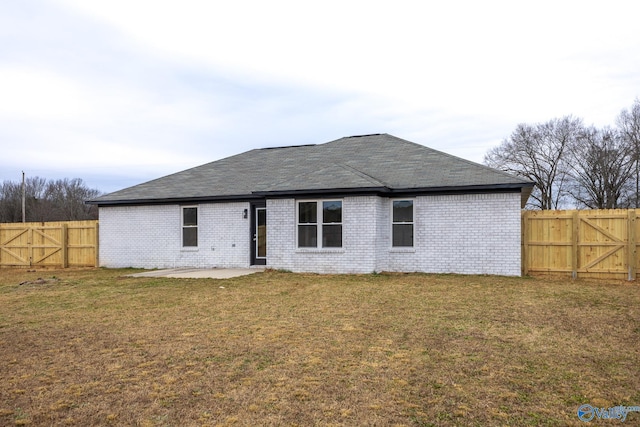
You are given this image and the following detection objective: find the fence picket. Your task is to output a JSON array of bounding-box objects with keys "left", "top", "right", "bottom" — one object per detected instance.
[
  {"left": 522, "top": 209, "right": 639, "bottom": 280},
  {"left": 0, "top": 220, "right": 98, "bottom": 268}
]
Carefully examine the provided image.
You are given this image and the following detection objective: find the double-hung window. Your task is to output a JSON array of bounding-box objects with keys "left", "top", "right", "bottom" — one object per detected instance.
[
  {"left": 182, "top": 206, "right": 198, "bottom": 247},
  {"left": 392, "top": 200, "right": 413, "bottom": 247},
  {"left": 298, "top": 200, "right": 342, "bottom": 248}
]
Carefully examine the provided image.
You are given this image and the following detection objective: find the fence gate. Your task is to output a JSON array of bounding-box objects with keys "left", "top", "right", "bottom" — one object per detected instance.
[
  {"left": 0, "top": 221, "right": 98, "bottom": 268},
  {"left": 522, "top": 209, "right": 639, "bottom": 280},
  {"left": 0, "top": 226, "right": 30, "bottom": 266}
]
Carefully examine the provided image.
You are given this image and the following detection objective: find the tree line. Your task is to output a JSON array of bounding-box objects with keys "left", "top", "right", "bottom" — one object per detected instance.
[
  {"left": 0, "top": 177, "right": 101, "bottom": 223},
  {"left": 485, "top": 99, "right": 640, "bottom": 210}
]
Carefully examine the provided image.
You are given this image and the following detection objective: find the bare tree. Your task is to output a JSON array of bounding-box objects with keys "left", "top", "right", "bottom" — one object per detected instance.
[
  {"left": 45, "top": 178, "right": 101, "bottom": 221},
  {"left": 566, "top": 126, "right": 635, "bottom": 209},
  {"left": 0, "top": 181, "right": 21, "bottom": 223},
  {"left": 616, "top": 98, "right": 640, "bottom": 207},
  {"left": 485, "top": 116, "right": 583, "bottom": 209},
  {"left": 0, "top": 177, "right": 101, "bottom": 222},
  {"left": 25, "top": 176, "right": 50, "bottom": 222}
]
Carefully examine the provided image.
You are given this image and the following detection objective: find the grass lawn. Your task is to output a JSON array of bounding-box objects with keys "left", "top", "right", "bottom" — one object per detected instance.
[{"left": 0, "top": 268, "right": 639, "bottom": 426}]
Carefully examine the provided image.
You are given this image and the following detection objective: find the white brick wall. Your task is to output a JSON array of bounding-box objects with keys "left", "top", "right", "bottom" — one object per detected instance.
[
  {"left": 264, "top": 198, "right": 295, "bottom": 269},
  {"left": 266, "top": 193, "right": 521, "bottom": 275},
  {"left": 99, "top": 203, "right": 251, "bottom": 269},
  {"left": 99, "top": 192, "right": 522, "bottom": 275},
  {"left": 385, "top": 193, "right": 522, "bottom": 276},
  {"left": 267, "top": 196, "right": 379, "bottom": 273}
]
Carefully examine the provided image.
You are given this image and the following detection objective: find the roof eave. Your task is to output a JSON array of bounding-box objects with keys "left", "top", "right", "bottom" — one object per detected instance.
[
  {"left": 389, "top": 182, "right": 532, "bottom": 194},
  {"left": 251, "top": 186, "right": 391, "bottom": 198},
  {"left": 88, "top": 183, "right": 535, "bottom": 207},
  {"left": 254, "top": 182, "right": 534, "bottom": 200},
  {"left": 391, "top": 182, "right": 534, "bottom": 208},
  {"left": 86, "top": 193, "right": 263, "bottom": 206}
]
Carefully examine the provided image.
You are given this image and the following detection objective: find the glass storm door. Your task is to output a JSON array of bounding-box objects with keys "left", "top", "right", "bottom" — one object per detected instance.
[{"left": 255, "top": 207, "right": 267, "bottom": 262}]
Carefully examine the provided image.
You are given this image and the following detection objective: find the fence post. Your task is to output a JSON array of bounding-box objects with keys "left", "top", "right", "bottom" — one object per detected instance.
[
  {"left": 28, "top": 227, "right": 33, "bottom": 267},
  {"left": 572, "top": 211, "right": 579, "bottom": 279},
  {"left": 94, "top": 222, "right": 99, "bottom": 267},
  {"left": 628, "top": 210, "right": 636, "bottom": 281},
  {"left": 61, "top": 224, "right": 68, "bottom": 268}
]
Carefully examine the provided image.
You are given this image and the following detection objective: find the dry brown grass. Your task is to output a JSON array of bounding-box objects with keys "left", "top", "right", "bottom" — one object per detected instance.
[{"left": 0, "top": 268, "right": 639, "bottom": 426}]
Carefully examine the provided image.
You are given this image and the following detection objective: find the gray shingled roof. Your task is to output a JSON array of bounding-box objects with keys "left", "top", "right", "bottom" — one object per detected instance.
[{"left": 89, "top": 134, "right": 533, "bottom": 206}]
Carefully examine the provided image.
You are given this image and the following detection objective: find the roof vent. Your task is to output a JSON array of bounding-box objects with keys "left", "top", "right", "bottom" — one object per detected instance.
[
  {"left": 346, "top": 133, "right": 383, "bottom": 138},
  {"left": 261, "top": 144, "right": 316, "bottom": 150}
]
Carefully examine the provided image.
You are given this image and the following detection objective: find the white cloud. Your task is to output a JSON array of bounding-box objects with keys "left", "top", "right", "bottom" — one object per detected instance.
[
  {"left": 0, "top": 67, "right": 94, "bottom": 121},
  {"left": 1, "top": 0, "right": 639, "bottom": 193},
  {"left": 54, "top": 0, "right": 640, "bottom": 120}
]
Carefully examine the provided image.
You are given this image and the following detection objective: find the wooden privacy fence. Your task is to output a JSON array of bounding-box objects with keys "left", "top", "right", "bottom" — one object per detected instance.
[
  {"left": 4, "top": 214, "right": 639, "bottom": 276},
  {"left": 0, "top": 220, "right": 98, "bottom": 268},
  {"left": 522, "top": 209, "right": 639, "bottom": 280}
]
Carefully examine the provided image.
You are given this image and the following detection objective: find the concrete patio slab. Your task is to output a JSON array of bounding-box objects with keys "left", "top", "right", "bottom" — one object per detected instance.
[{"left": 126, "top": 267, "right": 265, "bottom": 279}]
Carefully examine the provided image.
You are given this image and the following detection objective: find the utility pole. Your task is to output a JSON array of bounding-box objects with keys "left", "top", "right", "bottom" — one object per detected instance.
[{"left": 22, "top": 171, "right": 26, "bottom": 223}]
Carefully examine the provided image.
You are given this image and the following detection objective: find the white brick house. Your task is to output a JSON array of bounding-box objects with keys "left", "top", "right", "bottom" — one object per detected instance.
[{"left": 89, "top": 134, "right": 533, "bottom": 275}]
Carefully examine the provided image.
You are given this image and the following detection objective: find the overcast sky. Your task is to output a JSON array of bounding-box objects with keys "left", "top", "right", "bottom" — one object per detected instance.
[{"left": 2, "top": 0, "right": 639, "bottom": 194}]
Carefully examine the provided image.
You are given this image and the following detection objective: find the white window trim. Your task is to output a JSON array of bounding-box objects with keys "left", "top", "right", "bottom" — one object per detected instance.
[
  {"left": 181, "top": 205, "right": 199, "bottom": 249},
  {"left": 296, "top": 199, "right": 343, "bottom": 249},
  {"left": 391, "top": 198, "right": 415, "bottom": 248}
]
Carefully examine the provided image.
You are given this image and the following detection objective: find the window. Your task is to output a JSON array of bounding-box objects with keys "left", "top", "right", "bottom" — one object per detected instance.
[
  {"left": 297, "top": 200, "right": 342, "bottom": 248},
  {"left": 322, "top": 201, "right": 342, "bottom": 247},
  {"left": 182, "top": 206, "right": 198, "bottom": 247},
  {"left": 392, "top": 200, "right": 413, "bottom": 247}
]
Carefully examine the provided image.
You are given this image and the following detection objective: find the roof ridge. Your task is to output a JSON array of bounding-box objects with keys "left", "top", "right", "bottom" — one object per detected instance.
[
  {"left": 257, "top": 162, "right": 389, "bottom": 192},
  {"left": 382, "top": 134, "right": 532, "bottom": 184},
  {"left": 344, "top": 133, "right": 384, "bottom": 139},
  {"left": 260, "top": 144, "right": 316, "bottom": 150},
  {"left": 337, "top": 163, "right": 390, "bottom": 188}
]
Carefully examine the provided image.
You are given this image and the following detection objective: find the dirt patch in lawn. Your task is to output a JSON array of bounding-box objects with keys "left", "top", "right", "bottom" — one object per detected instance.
[{"left": 0, "top": 268, "right": 639, "bottom": 426}]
